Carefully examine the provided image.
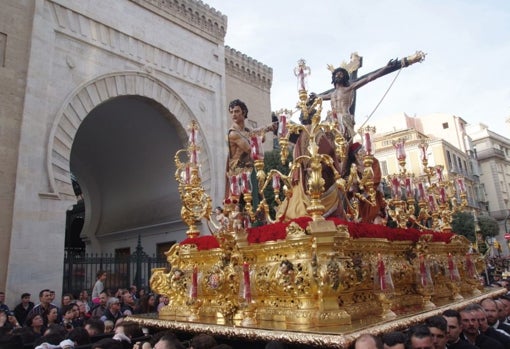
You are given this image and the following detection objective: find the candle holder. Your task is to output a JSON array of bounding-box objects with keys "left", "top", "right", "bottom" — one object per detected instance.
[
  {"left": 360, "top": 154, "right": 376, "bottom": 204},
  {"left": 277, "top": 83, "right": 348, "bottom": 221},
  {"left": 416, "top": 254, "right": 436, "bottom": 309},
  {"left": 445, "top": 253, "right": 463, "bottom": 301},
  {"left": 386, "top": 139, "right": 420, "bottom": 228},
  {"left": 386, "top": 138, "right": 466, "bottom": 232},
  {"left": 294, "top": 58, "right": 311, "bottom": 93},
  {"left": 360, "top": 125, "right": 376, "bottom": 156},
  {"left": 186, "top": 265, "right": 202, "bottom": 321},
  {"left": 254, "top": 159, "right": 266, "bottom": 196},
  {"left": 241, "top": 302, "right": 258, "bottom": 327},
  {"left": 186, "top": 298, "right": 203, "bottom": 321},
  {"left": 373, "top": 254, "right": 396, "bottom": 319},
  {"left": 274, "top": 59, "right": 392, "bottom": 222},
  {"left": 393, "top": 138, "right": 407, "bottom": 172},
  {"left": 376, "top": 292, "right": 397, "bottom": 320},
  {"left": 174, "top": 120, "right": 212, "bottom": 238},
  {"left": 240, "top": 261, "right": 257, "bottom": 326},
  {"left": 257, "top": 169, "right": 293, "bottom": 224},
  {"left": 250, "top": 134, "right": 266, "bottom": 198},
  {"left": 464, "top": 253, "right": 482, "bottom": 295}
]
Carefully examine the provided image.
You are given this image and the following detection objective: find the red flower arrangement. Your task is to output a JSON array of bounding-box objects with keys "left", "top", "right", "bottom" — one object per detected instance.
[
  {"left": 178, "top": 218, "right": 455, "bottom": 250},
  {"left": 247, "top": 217, "right": 455, "bottom": 244},
  {"left": 180, "top": 235, "right": 220, "bottom": 250}
]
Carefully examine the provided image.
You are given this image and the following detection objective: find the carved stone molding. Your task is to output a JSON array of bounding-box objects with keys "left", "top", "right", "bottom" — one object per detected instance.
[
  {"left": 48, "top": 0, "right": 219, "bottom": 91},
  {"left": 45, "top": 71, "right": 209, "bottom": 199}
]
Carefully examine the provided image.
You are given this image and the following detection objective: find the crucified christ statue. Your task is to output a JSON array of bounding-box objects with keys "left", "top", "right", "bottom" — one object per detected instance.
[{"left": 318, "top": 51, "right": 425, "bottom": 142}]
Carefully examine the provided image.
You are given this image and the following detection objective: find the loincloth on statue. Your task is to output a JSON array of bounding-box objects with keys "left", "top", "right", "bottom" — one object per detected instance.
[{"left": 276, "top": 175, "right": 345, "bottom": 221}]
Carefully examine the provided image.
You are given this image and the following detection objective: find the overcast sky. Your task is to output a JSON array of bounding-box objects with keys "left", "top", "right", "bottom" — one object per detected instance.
[{"left": 205, "top": 0, "right": 510, "bottom": 136}]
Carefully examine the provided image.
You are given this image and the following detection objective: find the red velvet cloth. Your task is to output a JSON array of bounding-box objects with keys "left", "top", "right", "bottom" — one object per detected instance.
[
  {"left": 247, "top": 217, "right": 455, "bottom": 244},
  {"left": 179, "top": 219, "right": 455, "bottom": 250},
  {"left": 180, "top": 235, "right": 220, "bottom": 250}
]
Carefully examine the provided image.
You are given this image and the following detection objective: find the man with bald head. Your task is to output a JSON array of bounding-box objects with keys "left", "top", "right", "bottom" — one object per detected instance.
[
  {"left": 471, "top": 302, "right": 510, "bottom": 346},
  {"left": 459, "top": 304, "right": 503, "bottom": 349},
  {"left": 481, "top": 298, "right": 510, "bottom": 335},
  {"left": 494, "top": 299, "right": 506, "bottom": 322},
  {"left": 499, "top": 295, "right": 510, "bottom": 324},
  {"left": 354, "top": 333, "right": 383, "bottom": 349}
]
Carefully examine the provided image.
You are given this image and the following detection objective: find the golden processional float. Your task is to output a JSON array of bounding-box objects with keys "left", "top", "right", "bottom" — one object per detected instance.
[{"left": 144, "top": 52, "right": 504, "bottom": 348}]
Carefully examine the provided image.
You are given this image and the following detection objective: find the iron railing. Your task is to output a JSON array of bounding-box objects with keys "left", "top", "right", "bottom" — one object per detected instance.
[{"left": 63, "top": 238, "right": 168, "bottom": 297}]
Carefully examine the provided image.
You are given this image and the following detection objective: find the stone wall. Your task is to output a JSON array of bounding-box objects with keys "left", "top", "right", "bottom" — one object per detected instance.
[
  {"left": 0, "top": 0, "right": 36, "bottom": 302},
  {"left": 0, "top": 0, "right": 274, "bottom": 306}
]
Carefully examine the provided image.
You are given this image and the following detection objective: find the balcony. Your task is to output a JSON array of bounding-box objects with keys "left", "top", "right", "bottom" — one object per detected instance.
[{"left": 476, "top": 148, "right": 506, "bottom": 161}]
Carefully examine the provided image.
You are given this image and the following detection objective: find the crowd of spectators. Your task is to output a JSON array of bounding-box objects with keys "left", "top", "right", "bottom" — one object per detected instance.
[
  {"left": 0, "top": 279, "right": 509, "bottom": 349},
  {"left": 0, "top": 285, "right": 172, "bottom": 349},
  {"left": 351, "top": 279, "right": 510, "bottom": 349}
]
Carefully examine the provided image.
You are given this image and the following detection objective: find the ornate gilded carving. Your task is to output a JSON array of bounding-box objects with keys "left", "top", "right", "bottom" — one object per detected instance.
[{"left": 150, "top": 54, "right": 486, "bottom": 329}]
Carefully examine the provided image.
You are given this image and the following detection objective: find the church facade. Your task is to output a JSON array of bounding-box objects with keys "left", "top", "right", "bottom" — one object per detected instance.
[{"left": 0, "top": 0, "right": 272, "bottom": 304}]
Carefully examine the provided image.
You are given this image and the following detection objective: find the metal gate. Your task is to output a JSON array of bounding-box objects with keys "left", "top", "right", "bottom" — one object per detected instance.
[{"left": 62, "top": 238, "right": 168, "bottom": 296}]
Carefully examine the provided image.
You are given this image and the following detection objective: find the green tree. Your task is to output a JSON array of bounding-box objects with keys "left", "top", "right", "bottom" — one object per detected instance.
[
  {"left": 478, "top": 215, "right": 500, "bottom": 239},
  {"left": 451, "top": 211, "right": 475, "bottom": 242},
  {"left": 261, "top": 149, "right": 291, "bottom": 219},
  {"left": 451, "top": 211, "right": 500, "bottom": 255}
]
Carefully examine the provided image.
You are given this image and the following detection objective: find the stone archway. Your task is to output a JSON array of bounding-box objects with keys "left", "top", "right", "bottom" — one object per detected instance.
[{"left": 47, "top": 71, "right": 211, "bottom": 201}]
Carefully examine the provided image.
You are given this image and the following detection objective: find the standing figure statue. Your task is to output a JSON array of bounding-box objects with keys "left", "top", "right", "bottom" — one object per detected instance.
[
  {"left": 319, "top": 51, "right": 425, "bottom": 142},
  {"left": 225, "top": 99, "right": 277, "bottom": 209}
]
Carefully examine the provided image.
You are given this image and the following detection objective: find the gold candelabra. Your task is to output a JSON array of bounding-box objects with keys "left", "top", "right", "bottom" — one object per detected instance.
[
  {"left": 387, "top": 139, "right": 468, "bottom": 232},
  {"left": 250, "top": 60, "right": 379, "bottom": 223},
  {"left": 276, "top": 86, "right": 348, "bottom": 221},
  {"left": 174, "top": 120, "right": 212, "bottom": 238}
]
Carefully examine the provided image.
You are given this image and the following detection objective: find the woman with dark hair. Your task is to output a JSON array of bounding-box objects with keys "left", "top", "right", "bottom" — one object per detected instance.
[
  {"left": 45, "top": 307, "right": 59, "bottom": 327},
  {"left": 138, "top": 293, "right": 157, "bottom": 314},
  {"left": 26, "top": 313, "right": 45, "bottom": 340},
  {"left": 137, "top": 288, "right": 146, "bottom": 300}
]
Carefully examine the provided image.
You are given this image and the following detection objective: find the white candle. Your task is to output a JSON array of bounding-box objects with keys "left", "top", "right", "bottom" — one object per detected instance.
[
  {"left": 457, "top": 178, "right": 465, "bottom": 193},
  {"left": 364, "top": 132, "right": 372, "bottom": 155},
  {"left": 278, "top": 114, "right": 288, "bottom": 137},
  {"left": 230, "top": 175, "right": 240, "bottom": 196},
  {"left": 272, "top": 174, "right": 281, "bottom": 190},
  {"left": 418, "top": 182, "right": 425, "bottom": 201},
  {"left": 250, "top": 135, "right": 262, "bottom": 160}
]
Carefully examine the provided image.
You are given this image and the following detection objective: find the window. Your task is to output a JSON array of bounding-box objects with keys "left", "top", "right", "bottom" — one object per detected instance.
[
  {"left": 442, "top": 122, "right": 449, "bottom": 129},
  {"left": 157, "top": 241, "right": 176, "bottom": 259},
  {"left": 446, "top": 150, "right": 452, "bottom": 168},
  {"left": 114, "top": 248, "right": 130, "bottom": 284},
  {"left": 0, "top": 32, "right": 6, "bottom": 67},
  {"left": 380, "top": 160, "right": 388, "bottom": 176},
  {"left": 115, "top": 247, "right": 130, "bottom": 257}
]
